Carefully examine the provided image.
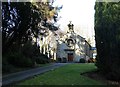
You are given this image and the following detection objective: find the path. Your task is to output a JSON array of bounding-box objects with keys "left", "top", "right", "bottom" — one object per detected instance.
[{"left": 2, "top": 63, "right": 69, "bottom": 86}]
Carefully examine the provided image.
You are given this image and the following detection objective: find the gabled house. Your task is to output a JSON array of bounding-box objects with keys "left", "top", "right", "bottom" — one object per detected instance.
[{"left": 56, "top": 22, "right": 93, "bottom": 62}]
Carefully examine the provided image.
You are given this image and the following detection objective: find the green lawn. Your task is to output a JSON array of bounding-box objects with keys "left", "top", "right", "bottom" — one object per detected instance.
[{"left": 16, "top": 63, "right": 106, "bottom": 85}]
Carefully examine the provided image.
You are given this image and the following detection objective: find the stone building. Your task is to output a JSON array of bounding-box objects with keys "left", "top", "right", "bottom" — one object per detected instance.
[
  {"left": 56, "top": 22, "right": 93, "bottom": 62},
  {"left": 84, "top": 40, "right": 93, "bottom": 61}
]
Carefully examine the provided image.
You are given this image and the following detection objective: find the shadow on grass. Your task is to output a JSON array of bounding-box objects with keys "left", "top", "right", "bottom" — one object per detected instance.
[{"left": 81, "top": 70, "right": 120, "bottom": 86}]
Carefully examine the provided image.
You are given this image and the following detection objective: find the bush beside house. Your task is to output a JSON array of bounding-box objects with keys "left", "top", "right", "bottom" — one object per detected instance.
[
  {"left": 79, "top": 58, "right": 86, "bottom": 63},
  {"left": 2, "top": 42, "right": 50, "bottom": 73}
]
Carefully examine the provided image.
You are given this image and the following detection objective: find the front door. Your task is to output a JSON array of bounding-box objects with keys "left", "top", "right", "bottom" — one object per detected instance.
[{"left": 68, "top": 53, "right": 73, "bottom": 61}]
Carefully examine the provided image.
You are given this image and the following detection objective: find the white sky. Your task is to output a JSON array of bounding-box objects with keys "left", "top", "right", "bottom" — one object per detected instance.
[{"left": 53, "top": 0, "right": 96, "bottom": 46}]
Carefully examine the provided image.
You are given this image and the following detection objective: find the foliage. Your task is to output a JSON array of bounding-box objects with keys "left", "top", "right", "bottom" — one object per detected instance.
[
  {"left": 7, "top": 52, "right": 34, "bottom": 67},
  {"left": 21, "top": 41, "right": 40, "bottom": 59},
  {"left": 62, "top": 57, "right": 67, "bottom": 63},
  {"left": 79, "top": 58, "right": 86, "bottom": 63},
  {"left": 57, "top": 58, "right": 62, "bottom": 62},
  {"left": 88, "top": 58, "right": 95, "bottom": 63},
  {"left": 2, "top": 56, "right": 15, "bottom": 73},
  {"left": 21, "top": 41, "right": 50, "bottom": 64},
  {"left": 95, "top": 2, "right": 120, "bottom": 81},
  {"left": 2, "top": 2, "right": 33, "bottom": 54},
  {"left": 2, "top": 41, "right": 50, "bottom": 73},
  {"left": 2, "top": 1, "right": 62, "bottom": 69},
  {"left": 35, "top": 53, "right": 50, "bottom": 64},
  {"left": 2, "top": 1, "right": 61, "bottom": 54}
]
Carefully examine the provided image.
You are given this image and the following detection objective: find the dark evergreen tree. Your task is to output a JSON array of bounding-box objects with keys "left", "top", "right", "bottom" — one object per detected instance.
[{"left": 95, "top": 2, "right": 120, "bottom": 81}]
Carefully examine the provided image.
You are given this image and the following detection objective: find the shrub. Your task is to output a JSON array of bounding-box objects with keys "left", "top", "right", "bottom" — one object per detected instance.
[
  {"left": 79, "top": 58, "right": 86, "bottom": 63},
  {"left": 21, "top": 41, "right": 39, "bottom": 58},
  {"left": 7, "top": 52, "right": 34, "bottom": 67},
  {"left": 35, "top": 54, "right": 50, "bottom": 64},
  {"left": 57, "top": 58, "right": 62, "bottom": 62},
  {"left": 88, "top": 58, "right": 94, "bottom": 63},
  {"left": 2, "top": 57, "right": 15, "bottom": 73},
  {"left": 63, "top": 57, "right": 67, "bottom": 63},
  {"left": 2, "top": 64, "right": 15, "bottom": 73},
  {"left": 50, "top": 59, "right": 56, "bottom": 63}
]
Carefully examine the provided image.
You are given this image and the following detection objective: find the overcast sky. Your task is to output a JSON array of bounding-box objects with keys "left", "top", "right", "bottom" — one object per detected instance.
[{"left": 53, "top": 0, "right": 96, "bottom": 46}]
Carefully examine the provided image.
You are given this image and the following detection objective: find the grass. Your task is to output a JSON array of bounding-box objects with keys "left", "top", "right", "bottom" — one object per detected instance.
[{"left": 15, "top": 63, "right": 106, "bottom": 85}]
